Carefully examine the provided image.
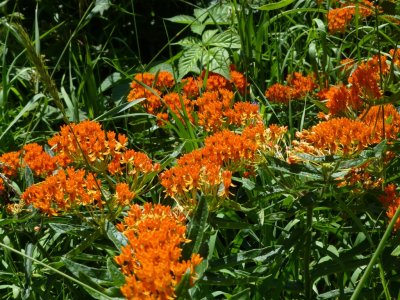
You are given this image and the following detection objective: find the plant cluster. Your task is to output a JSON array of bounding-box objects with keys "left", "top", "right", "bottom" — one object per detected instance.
[{"left": 2, "top": 0, "right": 400, "bottom": 299}]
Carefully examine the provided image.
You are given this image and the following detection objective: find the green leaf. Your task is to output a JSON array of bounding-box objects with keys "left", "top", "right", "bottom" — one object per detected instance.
[
  {"left": 202, "top": 29, "right": 219, "bottom": 44},
  {"left": 23, "top": 165, "right": 34, "bottom": 188},
  {"left": 208, "top": 247, "right": 281, "bottom": 271},
  {"left": 173, "top": 36, "right": 202, "bottom": 48},
  {"left": 191, "top": 22, "right": 206, "bottom": 35},
  {"left": 240, "top": 178, "right": 256, "bottom": 191},
  {"left": 175, "top": 269, "right": 192, "bottom": 300},
  {"left": 166, "top": 15, "right": 196, "bottom": 24},
  {"left": 178, "top": 46, "right": 205, "bottom": 79},
  {"left": 207, "top": 31, "right": 241, "bottom": 49},
  {"left": 207, "top": 47, "right": 230, "bottom": 79},
  {"left": 391, "top": 245, "right": 400, "bottom": 256},
  {"left": 183, "top": 196, "right": 209, "bottom": 258},
  {"left": 0, "top": 93, "right": 44, "bottom": 143},
  {"left": 94, "top": 98, "right": 145, "bottom": 121},
  {"left": 99, "top": 72, "right": 122, "bottom": 93},
  {"left": 105, "top": 220, "right": 128, "bottom": 250},
  {"left": 106, "top": 258, "right": 125, "bottom": 286},
  {"left": 61, "top": 258, "right": 111, "bottom": 285},
  {"left": 88, "top": 0, "right": 111, "bottom": 18},
  {"left": 257, "top": 0, "right": 296, "bottom": 11}
]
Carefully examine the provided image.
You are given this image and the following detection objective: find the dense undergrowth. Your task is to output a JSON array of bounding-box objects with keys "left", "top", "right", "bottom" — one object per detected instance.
[{"left": 1, "top": 0, "right": 400, "bottom": 299}]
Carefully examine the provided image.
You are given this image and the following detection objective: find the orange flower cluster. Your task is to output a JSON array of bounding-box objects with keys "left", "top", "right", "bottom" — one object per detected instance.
[
  {"left": 349, "top": 55, "right": 388, "bottom": 102},
  {"left": 327, "top": 1, "right": 375, "bottom": 33},
  {"left": 114, "top": 203, "right": 202, "bottom": 299},
  {"left": 337, "top": 161, "right": 383, "bottom": 191},
  {"left": 160, "top": 123, "right": 287, "bottom": 209},
  {"left": 293, "top": 104, "right": 400, "bottom": 157},
  {"left": 48, "top": 120, "right": 128, "bottom": 168},
  {"left": 127, "top": 69, "right": 251, "bottom": 128},
  {"left": 21, "top": 167, "right": 102, "bottom": 216},
  {"left": 107, "top": 149, "right": 160, "bottom": 197},
  {"left": 0, "top": 144, "right": 58, "bottom": 191},
  {"left": 294, "top": 118, "right": 373, "bottom": 156},
  {"left": 115, "top": 183, "right": 136, "bottom": 206},
  {"left": 360, "top": 104, "right": 400, "bottom": 141},
  {"left": 379, "top": 184, "right": 400, "bottom": 231},
  {"left": 0, "top": 151, "right": 21, "bottom": 177},
  {"left": 389, "top": 48, "right": 400, "bottom": 67},
  {"left": 265, "top": 72, "right": 317, "bottom": 105},
  {"left": 127, "top": 72, "right": 175, "bottom": 114},
  {"left": 22, "top": 143, "right": 56, "bottom": 176},
  {"left": 156, "top": 92, "right": 195, "bottom": 126},
  {"left": 323, "top": 55, "right": 387, "bottom": 115}
]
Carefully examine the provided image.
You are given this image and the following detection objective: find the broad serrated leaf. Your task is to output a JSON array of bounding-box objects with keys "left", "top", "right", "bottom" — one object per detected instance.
[
  {"left": 208, "top": 31, "right": 241, "bottom": 49},
  {"left": 202, "top": 29, "right": 219, "bottom": 43},
  {"left": 178, "top": 46, "right": 205, "bottom": 79},
  {"left": 191, "top": 22, "right": 206, "bottom": 35},
  {"left": 173, "top": 36, "right": 202, "bottom": 47},
  {"left": 207, "top": 47, "right": 230, "bottom": 79},
  {"left": 166, "top": 15, "right": 195, "bottom": 24}
]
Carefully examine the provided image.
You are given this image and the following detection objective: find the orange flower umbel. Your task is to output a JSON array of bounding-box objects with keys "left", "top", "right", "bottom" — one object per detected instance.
[
  {"left": 0, "top": 151, "right": 21, "bottom": 177},
  {"left": 127, "top": 71, "right": 175, "bottom": 114},
  {"left": 359, "top": 104, "right": 400, "bottom": 142},
  {"left": 265, "top": 72, "right": 317, "bottom": 105},
  {"left": 22, "top": 143, "right": 57, "bottom": 177},
  {"left": 48, "top": 120, "right": 128, "bottom": 168},
  {"left": 107, "top": 149, "right": 160, "bottom": 196},
  {"left": 327, "top": 1, "right": 375, "bottom": 33},
  {"left": 114, "top": 203, "right": 202, "bottom": 300},
  {"left": 379, "top": 184, "right": 400, "bottom": 231},
  {"left": 324, "top": 55, "right": 388, "bottom": 116},
  {"left": 349, "top": 55, "right": 388, "bottom": 103},
  {"left": 390, "top": 48, "right": 400, "bottom": 67},
  {"left": 195, "top": 89, "right": 233, "bottom": 132},
  {"left": 293, "top": 118, "right": 373, "bottom": 156},
  {"left": 21, "top": 167, "right": 102, "bottom": 216},
  {"left": 160, "top": 123, "right": 287, "bottom": 210}
]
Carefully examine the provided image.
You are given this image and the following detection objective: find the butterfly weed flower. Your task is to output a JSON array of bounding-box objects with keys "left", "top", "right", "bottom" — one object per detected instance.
[
  {"left": 22, "top": 143, "right": 57, "bottom": 177},
  {"left": 114, "top": 203, "right": 202, "bottom": 300},
  {"left": 108, "top": 149, "right": 160, "bottom": 197},
  {"left": 359, "top": 104, "right": 400, "bottom": 142},
  {"left": 181, "top": 76, "right": 203, "bottom": 99},
  {"left": 48, "top": 120, "right": 128, "bottom": 170},
  {"left": 265, "top": 72, "right": 317, "bottom": 105},
  {"left": 348, "top": 55, "right": 388, "bottom": 103},
  {"left": 0, "top": 151, "right": 21, "bottom": 177},
  {"left": 293, "top": 118, "right": 374, "bottom": 156},
  {"left": 379, "top": 184, "right": 400, "bottom": 231},
  {"left": 389, "top": 48, "right": 400, "bottom": 67},
  {"left": 327, "top": 1, "right": 375, "bottom": 33},
  {"left": 21, "top": 167, "right": 102, "bottom": 216}
]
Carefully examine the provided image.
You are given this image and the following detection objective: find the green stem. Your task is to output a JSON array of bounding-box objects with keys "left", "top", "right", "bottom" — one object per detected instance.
[
  {"left": 0, "top": 241, "right": 113, "bottom": 300},
  {"left": 351, "top": 205, "right": 400, "bottom": 300},
  {"left": 304, "top": 205, "right": 313, "bottom": 299}
]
